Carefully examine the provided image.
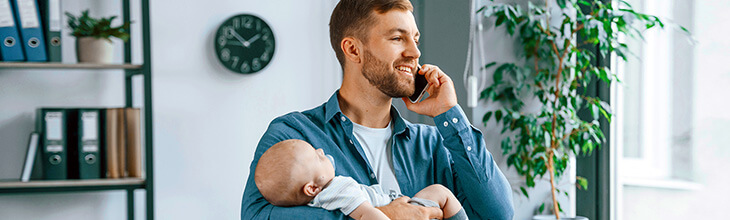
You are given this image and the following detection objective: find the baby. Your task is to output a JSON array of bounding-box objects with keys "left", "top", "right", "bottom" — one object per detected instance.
[{"left": 254, "top": 139, "right": 468, "bottom": 220}]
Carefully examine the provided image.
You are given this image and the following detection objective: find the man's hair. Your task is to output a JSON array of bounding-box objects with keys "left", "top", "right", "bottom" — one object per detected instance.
[
  {"left": 254, "top": 140, "right": 310, "bottom": 206},
  {"left": 329, "top": 0, "right": 413, "bottom": 68}
]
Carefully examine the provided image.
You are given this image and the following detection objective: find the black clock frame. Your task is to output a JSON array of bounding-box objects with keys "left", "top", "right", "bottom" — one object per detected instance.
[{"left": 214, "top": 14, "right": 275, "bottom": 74}]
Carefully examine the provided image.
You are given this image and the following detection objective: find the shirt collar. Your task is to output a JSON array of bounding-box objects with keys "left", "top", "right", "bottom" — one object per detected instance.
[
  {"left": 389, "top": 105, "right": 411, "bottom": 138},
  {"left": 324, "top": 91, "right": 342, "bottom": 123},
  {"left": 324, "top": 90, "right": 411, "bottom": 138}
]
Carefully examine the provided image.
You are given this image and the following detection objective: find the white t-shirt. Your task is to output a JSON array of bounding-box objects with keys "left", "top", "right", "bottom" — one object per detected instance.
[{"left": 351, "top": 121, "right": 401, "bottom": 196}]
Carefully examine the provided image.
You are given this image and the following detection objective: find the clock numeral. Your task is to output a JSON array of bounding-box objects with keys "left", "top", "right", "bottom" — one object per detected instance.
[
  {"left": 241, "top": 61, "right": 251, "bottom": 73},
  {"left": 218, "top": 35, "right": 227, "bottom": 47},
  {"left": 231, "top": 56, "right": 239, "bottom": 68},
  {"left": 265, "top": 40, "right": 274, "bottom": 52},
  {"left": 242, "top": 16, "right": 253, "bottom": 29},
  {"left": 223, "top": 27, "right": 234, "bottom": 39},
  {"left": 220, "top": 48, "right": 231, "bottom": 62},
  {"left": 252, "top": 58, "right": 261, "bottom": 71},
  {"left": 256, "top": 20, "right": 261, "bottom": 31},
  {"left": 261, "top": 51, "right": 270, "bottom": 62},
  {"left": 233, "top": 18, "right": 240, "bottom": 29},
  {"left": 262, "top": 29, "right": 271, "bottom": 40}
]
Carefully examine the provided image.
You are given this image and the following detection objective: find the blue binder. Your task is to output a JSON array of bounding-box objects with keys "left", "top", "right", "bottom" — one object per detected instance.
[
  {"left": 11, "top": 0, "right": 46, "bottom": 61},
  {"left": 0, "top": 0, "right": 24, "bottom": 61}
]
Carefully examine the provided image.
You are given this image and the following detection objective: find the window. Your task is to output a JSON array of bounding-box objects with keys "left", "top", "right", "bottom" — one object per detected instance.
[{"left": 610, "top": 0, "right": 730, "bottom": 219}]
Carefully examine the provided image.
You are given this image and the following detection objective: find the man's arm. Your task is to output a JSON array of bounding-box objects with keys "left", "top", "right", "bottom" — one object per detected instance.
[
  {"left": 433, "top": 105, "right": 515, "bottom": 220},
  {"left": 241, "top": 116, "right": 347, "bottom": 219},
  {"left": 403, "top": 65, "right": 514, "bottom": 219},
  {"left": 349, "top": 201, "right": 389, "bottom": 220}
]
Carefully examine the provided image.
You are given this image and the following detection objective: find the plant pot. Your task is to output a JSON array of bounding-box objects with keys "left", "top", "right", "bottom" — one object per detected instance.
[
  {"left": 76, "top": 37, "right": 113, "bottom": 63},
  {"left": 532, "top": 215, "right": 589, "bottom": 220}
]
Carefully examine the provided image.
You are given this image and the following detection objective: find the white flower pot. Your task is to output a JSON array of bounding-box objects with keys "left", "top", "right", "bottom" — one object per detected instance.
[
  {"left": 533, "top": 215, "right": 589, "bottom": 220},
  {"left": 76, "top": 37, "right": 113, "bottom": 63}
]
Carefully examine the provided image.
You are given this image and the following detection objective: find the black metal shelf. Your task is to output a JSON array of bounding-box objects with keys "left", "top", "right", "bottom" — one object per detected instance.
[
  {"left": 0, "top": 62, "right": 143, "bottom": 70},
  {"left": 0, "top": 0, "right": 153, "bottom": 219},
  {"left": 0, "top": 178, "right": 145, "bottom": 194}
]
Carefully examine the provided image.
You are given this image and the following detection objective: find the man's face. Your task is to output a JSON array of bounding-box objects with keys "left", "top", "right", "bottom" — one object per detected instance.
[{"left": 361, "top": 10, "right": 421, "bottom": 98}]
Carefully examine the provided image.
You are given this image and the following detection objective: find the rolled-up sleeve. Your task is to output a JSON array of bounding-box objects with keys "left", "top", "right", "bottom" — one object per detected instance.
[{"left": 433, "top": 105, "right": 514, "bottom": 220}]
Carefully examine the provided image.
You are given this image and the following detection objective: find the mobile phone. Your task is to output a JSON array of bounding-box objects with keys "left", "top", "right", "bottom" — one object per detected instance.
[{"left": 408, "top": 66, "right": 429, "bottom": 103}]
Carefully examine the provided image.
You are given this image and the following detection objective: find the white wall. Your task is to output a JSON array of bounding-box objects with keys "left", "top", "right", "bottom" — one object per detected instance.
[
  {"left": 0, "top": 0, "right": 341, "bottom": 219},
  {"left": 151, "top": 0, "right": 340, "bottom": 219}
]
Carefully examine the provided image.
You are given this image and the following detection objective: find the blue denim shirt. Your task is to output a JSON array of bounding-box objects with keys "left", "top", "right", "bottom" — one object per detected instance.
[{"left": 241, "top": 91, "right": 514, "bottom": 219}]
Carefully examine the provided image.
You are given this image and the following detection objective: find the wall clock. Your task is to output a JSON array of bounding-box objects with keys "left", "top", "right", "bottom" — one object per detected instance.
[{"left": 214, "top": 14, "right": 275, "bottom": 74}]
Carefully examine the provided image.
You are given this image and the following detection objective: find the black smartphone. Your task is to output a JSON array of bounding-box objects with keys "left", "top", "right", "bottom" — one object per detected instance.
[{"left": 408, "top": 66, "right": 429, "bottom": 103}]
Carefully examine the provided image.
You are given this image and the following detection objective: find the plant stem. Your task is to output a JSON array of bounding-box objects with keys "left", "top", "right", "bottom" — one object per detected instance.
[
  {"left": 547, "top": 150, "right": 560, "bottom": 220},
  {"left": 546, "top": 1, "right": 561, "bottom": 219}
]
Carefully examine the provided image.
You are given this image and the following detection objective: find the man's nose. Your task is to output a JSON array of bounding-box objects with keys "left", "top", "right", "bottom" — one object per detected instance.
[{"left": 403, "top": 39, "right": 421, "bottom": 59}]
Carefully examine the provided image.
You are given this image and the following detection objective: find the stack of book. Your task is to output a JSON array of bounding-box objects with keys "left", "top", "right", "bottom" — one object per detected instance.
[
  {"left": 0, "top": 0, "right": 63, "bottom": 62},
  {"left": 21, "top": 107, "right": 143, "bottom": 181}
]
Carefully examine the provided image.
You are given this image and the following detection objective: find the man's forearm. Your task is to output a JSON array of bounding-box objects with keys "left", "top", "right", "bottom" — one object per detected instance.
[
  {"left": 433, "top": 105, "right": 515, "bottom": 220},
  {"left": 350, "top": 201, "right": 389, "bottom": 220}
]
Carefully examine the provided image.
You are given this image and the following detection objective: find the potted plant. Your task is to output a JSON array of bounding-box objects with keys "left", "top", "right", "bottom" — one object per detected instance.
[
  {"left": 477, "top": 0, "right": 688, "bottom": 219},
  {"left": 66, "top": 10, "right": 130, "bottom": 63}
]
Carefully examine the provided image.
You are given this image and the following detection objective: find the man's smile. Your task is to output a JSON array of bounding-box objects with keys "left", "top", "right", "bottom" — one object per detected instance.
[{"left": 395, "top": 64, "right": 414, "bottom": 77}]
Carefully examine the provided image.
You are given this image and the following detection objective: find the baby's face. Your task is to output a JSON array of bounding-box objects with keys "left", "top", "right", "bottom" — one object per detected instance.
[{"left": 295, "top": 142, "right": 335, "bottom": 187}]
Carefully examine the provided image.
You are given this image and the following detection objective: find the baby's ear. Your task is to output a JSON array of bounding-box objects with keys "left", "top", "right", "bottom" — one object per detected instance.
[{"left": 303, "top": 182, "right": 322, "bottom": 197}]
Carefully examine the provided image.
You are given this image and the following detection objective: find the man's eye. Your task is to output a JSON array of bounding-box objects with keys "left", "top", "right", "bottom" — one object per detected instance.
[{"left": 391, "top": 37, "right": 402, "bottom": 41}]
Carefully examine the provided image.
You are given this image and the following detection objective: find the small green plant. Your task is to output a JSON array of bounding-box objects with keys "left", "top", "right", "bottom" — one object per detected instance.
[{"left": 66, "top": 10, "right": 130, "bottom": 42}]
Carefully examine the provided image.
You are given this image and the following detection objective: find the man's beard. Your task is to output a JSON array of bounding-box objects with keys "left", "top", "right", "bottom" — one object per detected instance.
[{"left": 361, "top": 49, "right": 414, "bottom": 98}]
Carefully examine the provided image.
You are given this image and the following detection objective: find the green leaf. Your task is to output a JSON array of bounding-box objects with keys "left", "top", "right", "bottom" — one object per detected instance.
[
  {"left": 484, "top": 62, "right": 497, "bottom": 70},
  {"left": 476, "top": 6, "right": 487, "bottom": 13},
  {"left": 66, "top": 9, "right": 131, "bottom": 41},
  {"left": 494, "top": 63, "right": 513, "bottom": 83},
  {"left": 539, "top": 203, "right": 545, "bottom": 213},
  {"left": 496, "top": 14, "right": 507, "bottom": 27},
  {"left": 591, "top": 103, "right": 599, "bottom": 120},
  {"left": 520, "top": 186, "right": 530, "bottom": 198},
  {"left": 495, "top": 110, "right": 503, "bottom": 122},
  {"left": 501, "top": 137, "right": 513, "bottom": 154},
  {"left": 482, "top": 111, "right": 493, "bottom": 123},
  {"left": 577, "top": 176, "right": 589, "bottom": 190},
  {"left": 557, "top": 202, "right": 563, "bottom": 212}
]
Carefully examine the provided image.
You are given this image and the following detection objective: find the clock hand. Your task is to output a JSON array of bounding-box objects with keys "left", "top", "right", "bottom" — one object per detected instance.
[
  {"left": 227, "top": 41, "right": 244, "bottom": 46},
  {"left": 242, "top": 34, "right": 262, "bottom": 47},
  {"left": 247, "top": 34, "right": 262, "bottom": 44},
  {"left": 228, "top": 29, "right": 249, "bottom": 47}
]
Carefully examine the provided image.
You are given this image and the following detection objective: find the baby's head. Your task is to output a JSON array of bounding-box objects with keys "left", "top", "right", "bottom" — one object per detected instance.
[{"left": 254, "top": 139, "right": 335, "bottom": 206}]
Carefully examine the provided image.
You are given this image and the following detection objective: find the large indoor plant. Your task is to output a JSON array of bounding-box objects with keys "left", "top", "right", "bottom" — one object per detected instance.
[
  {"left": 66, "top": 10, "right": 130, "bottom": 63},
  {"left": 477, "top": 0, "right": 687, "bottom": 219}
]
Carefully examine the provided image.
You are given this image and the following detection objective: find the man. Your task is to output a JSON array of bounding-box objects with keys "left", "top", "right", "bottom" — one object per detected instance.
[{"left": 241, "top": 0, "right": 514, "bottom": 219}]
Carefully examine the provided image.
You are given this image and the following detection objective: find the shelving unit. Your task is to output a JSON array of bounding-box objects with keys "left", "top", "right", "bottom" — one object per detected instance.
[{"left": 0, "top": 1, "right": 153, "bottom": 220}]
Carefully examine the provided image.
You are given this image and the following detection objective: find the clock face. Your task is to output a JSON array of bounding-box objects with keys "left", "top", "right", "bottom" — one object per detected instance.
[{"left": 214, "top": 14, "right": 275, "bottom": 74}]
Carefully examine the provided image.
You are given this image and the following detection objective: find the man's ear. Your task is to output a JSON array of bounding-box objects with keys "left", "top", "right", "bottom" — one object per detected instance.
[
  {"left": 303, "top": 182, "right": 322, "bottom": 197},
  {"left": 341, "top": 37, "right": 361, "bottom": 64}
]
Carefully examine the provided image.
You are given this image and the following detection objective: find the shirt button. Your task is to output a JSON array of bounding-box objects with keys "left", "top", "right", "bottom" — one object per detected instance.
[
  {"left": 467, "top": 146, "right": 472, "bottom": 151},
  {"left": 443, "top": 121, "right": 449, "bottom": 127},
  {"left": 452, "top": 118, "right": 458, "bottom": 123},
  {"left": 370, "top": 173, "right": 376, "bottom": 179},
  {"left": 341, "top": 116, "right": 346, "bottom": 121},
  {"left": 349, "top": 139, "right": 353, "bottom": 144}
]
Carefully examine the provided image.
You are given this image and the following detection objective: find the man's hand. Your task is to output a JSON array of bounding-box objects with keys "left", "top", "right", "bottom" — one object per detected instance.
[
  {"left": 376, "top": 196, "right": 443, "bottom": 220},
  {"left": 402, "top": 64, "right": 458, "bottom": 118}
]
